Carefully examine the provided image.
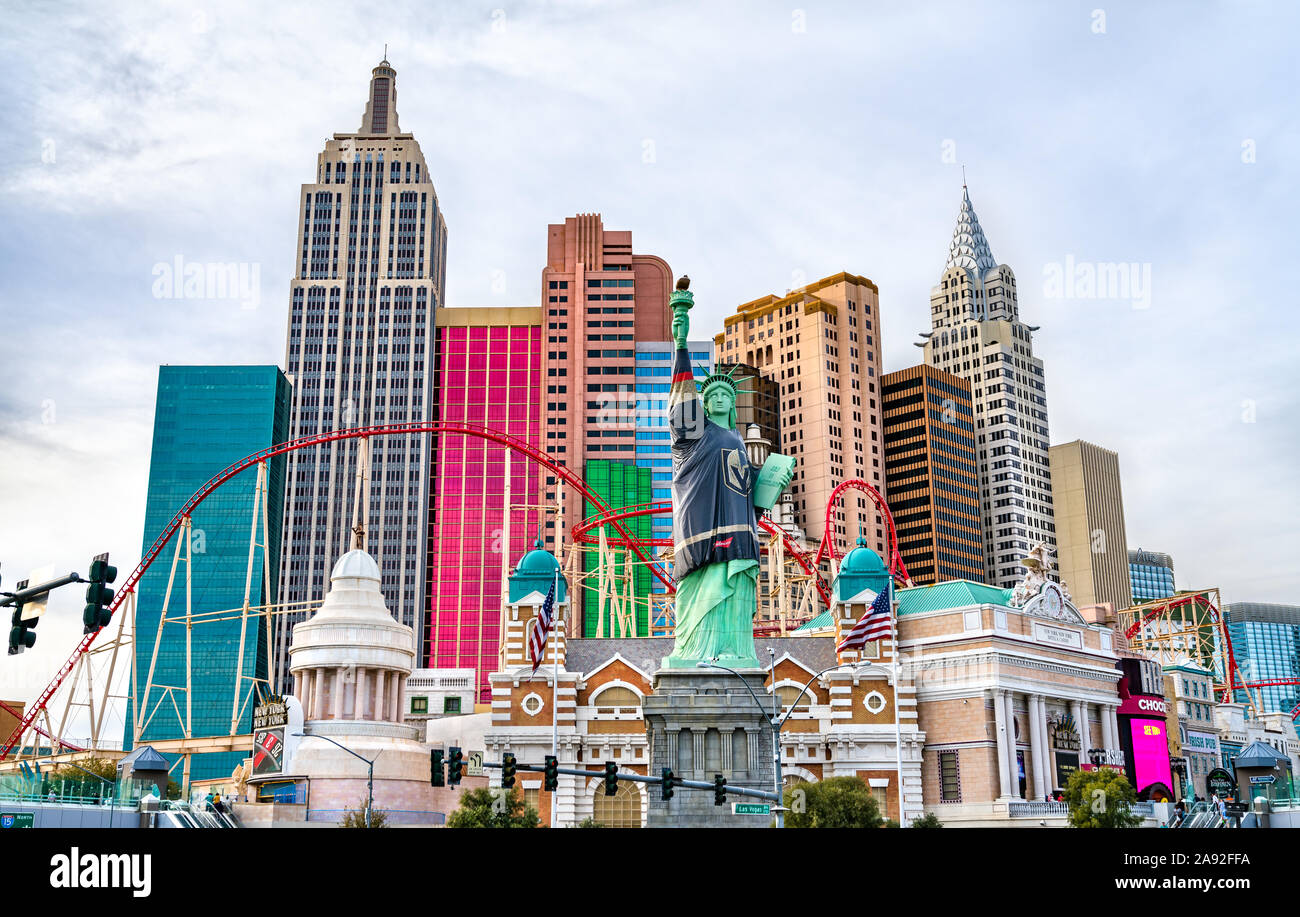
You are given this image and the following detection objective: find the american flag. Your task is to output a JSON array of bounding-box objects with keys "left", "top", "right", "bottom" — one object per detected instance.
[
  {"left": 837, "top": 582, "right": 892, "bottom": 654},
  {"left": 529, "top": 572, "right": 558, "bottom": 674}
]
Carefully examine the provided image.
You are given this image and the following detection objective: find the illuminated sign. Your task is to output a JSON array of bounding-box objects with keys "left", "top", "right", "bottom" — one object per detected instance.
[
  {"left": 1118, "top": 695, "right": 1168, "bottom": 717},
  {"left": 1129, "top": 719, "right": 1173, "bottom": 794}
]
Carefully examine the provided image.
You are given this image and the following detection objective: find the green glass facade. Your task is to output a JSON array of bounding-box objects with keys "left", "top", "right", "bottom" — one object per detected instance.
[
  {"left": 581, "top": 459, "right": 652, "bottom": 637},
  {"left": 125, "top": 366, "right": 290, "bottom": 781}
]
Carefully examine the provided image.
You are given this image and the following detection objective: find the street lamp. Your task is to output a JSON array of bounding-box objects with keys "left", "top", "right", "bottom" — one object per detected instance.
[
  {"left": 697, "top": 651, "right": 884, "bottom": 828},
  {"left": 293, "top": 732, "right": 380, "bottom": 828}
]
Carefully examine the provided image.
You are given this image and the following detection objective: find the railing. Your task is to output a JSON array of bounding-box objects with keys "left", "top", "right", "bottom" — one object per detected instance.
[
  {"left": 1008, "top": 801, "right": 1069, "bottom": 818},
  {"left": 0, "top": 790, "right": 141, "bottom": 808},
  {"left": 307, "top": 807, "right": 446, "bottom": 826}
]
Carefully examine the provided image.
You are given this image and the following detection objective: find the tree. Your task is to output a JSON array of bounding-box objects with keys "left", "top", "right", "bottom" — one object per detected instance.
[
  {"left": 576, "top": 816, "right": 605, "bottom": 828},
  {"left": 783, "top": 776, "right": 885, "bottom": 829},
  {"left": 911, "top": 812, "right": 944, "bottom": 828},
  {"left": 339, "top": 800, "right": 389, "bottom": 828},
  {"left": 45, "top": 757, "right": 117, "bottom": 798},
  {"left": 446, "top": 787, "right": 540, "bottom": 828},
  {"left": 1063, "top": 768, "right": 1142, "bottom": 828}
]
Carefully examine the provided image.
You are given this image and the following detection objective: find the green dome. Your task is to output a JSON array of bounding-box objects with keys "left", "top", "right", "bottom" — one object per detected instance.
[
  {"left": 509, "top": 539, "right": 568, "bottom": 603},
  {"left": 840, "top": 536, "right": 887, "bottom": 576},
  {"left": 834, "top": 535, "right": 890, "bottom": 602}
]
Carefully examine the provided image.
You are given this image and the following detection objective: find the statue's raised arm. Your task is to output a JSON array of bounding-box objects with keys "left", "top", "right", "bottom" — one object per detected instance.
[{"left": 668, "top": 275, "right": 703, "bottom": 445}]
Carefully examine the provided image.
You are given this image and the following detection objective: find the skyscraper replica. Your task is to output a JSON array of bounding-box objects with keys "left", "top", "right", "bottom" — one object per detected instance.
[
  {"left": 919, "top": 186, "right": 1054, "bottom": 587},
  {"left": 714, "top": 272, "right": 888, "bottom": 559},
  {"left": 278, "top": 58, "right": 449, "bottom": 682}
]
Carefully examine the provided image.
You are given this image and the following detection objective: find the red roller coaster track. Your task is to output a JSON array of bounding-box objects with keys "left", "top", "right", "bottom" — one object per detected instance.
[
  {"left": 1, "top": 421, "right": 665, "bottom": 760},
  {"left": 0, "top": 424, "right": 957, "bottom": 760},
  {"left": 1123, "top": 592, "right": 1300, "bottom": 717}
]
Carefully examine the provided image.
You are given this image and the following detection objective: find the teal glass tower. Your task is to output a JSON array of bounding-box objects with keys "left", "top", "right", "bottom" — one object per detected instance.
[
  {"left": 1224, "top": 603, "right": 1300, "bottom": 715},
  {"left": 125, "top": 366, "right": 291, "bottom": 782}
]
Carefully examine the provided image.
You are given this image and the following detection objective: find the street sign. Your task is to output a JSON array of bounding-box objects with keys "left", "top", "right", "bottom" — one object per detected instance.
[
  {"left": 466, "top": 751, "right": 484, "bottom": 777},
  {"left": 1, "top": 813, "right": 34, "bottom": 828},
  {"left": 1249, "top": 775, "right": 1276, "bottom": 785},
  {"left": 732, "top": 803, "right": 770, "bottom": 815}
]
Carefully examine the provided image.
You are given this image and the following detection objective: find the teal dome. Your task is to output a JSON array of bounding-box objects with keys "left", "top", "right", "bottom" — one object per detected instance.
[
  {"left": 834, "top": 535, "right": 890, "bottom": 602},
  {"left": 509, "top": 539, "right": 568, "bottom": 604}
]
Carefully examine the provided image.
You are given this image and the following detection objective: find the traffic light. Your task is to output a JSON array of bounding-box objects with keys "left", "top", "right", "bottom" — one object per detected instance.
[
  {"left": 603, "top": 760, "right": 618, "bottom": 796},
  {"left": 661, "top": 767, "right": 675, "bottom": 802},
  {"left": 543, "top": 755, "right": 558, "bottom": 792},
  {"left": 447, "top": 746, "right": 464, "bottom": 786},
  {"left": 83, "top": 555, "right": 117, "bottom": 634},
  {"left": 430, "top": 749, "right": 445, "bottom": 787},
  {"left": 713, "top": 773, "right": 727, "bottom": 806},
  {"left": 8, "top": 600, "right": 36, "bottom": 656},
  {"left": 501, "top": 752, "right": 517, "bottom": 789}
]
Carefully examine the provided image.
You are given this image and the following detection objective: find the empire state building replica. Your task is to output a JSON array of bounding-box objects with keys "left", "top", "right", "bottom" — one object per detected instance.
[
  {"left": 918, "top": 185, "right": 1055, "bottom": 588},
  {"left": 276, "top": 58, "right": 449, "bottom": 685}
]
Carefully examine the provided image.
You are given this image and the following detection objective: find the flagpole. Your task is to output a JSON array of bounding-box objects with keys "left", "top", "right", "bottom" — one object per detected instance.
[
  {"left": 890, "top": 578, "right": 904, "bottom": 826},
  {"left": 550, "top": 565, "right": 560, "bottom": 828}
]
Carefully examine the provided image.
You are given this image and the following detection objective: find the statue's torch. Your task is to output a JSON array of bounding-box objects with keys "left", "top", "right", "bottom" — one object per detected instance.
[{"left": 671, "top": 275, "right": 693, "bottom": 349}]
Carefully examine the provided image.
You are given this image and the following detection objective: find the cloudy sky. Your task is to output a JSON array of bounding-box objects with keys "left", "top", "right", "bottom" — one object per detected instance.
[{"left": 1, "top": 0, "right": 1296, "bottom": 714}]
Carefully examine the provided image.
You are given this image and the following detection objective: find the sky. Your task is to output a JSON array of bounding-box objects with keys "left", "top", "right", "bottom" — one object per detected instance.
[{"left": 0, "top": 0, "right": 1297, "bottom": 718}]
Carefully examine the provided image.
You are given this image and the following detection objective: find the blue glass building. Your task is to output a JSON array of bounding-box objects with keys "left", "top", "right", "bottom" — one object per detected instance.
[
  {"left": 1223, "top": 603, "right": 1300, "bottom": 715},
  {"left": 1128, "top": 548, "right": 1176, "bottom": 603},
  {"left": 125, "top": 366, "right": 291, "bottom": 782}
]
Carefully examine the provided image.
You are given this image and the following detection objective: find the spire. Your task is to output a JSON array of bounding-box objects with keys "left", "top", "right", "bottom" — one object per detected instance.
[
  {"left": 357, "top": 57, "right": 401, "bottom": 136},
  {"left": 944, "top": 183, "right": 997, "bottom": 276}
]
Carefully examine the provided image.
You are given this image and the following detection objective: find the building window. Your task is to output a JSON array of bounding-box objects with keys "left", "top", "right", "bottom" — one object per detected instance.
[
  {"left": 410, "top": 696, "right": 428, "bottom": 715},
  {"left": 939, "top": 751, "right": 961, "bottom": 802},
  {"left": 443, "top": 696, "right": 462, "bottom": 714},
  {"left": 592, "top": 781, "right": 640, "bottom": 827}
]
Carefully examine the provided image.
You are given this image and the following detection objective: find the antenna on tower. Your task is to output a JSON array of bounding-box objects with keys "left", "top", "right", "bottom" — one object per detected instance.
[{"left": 962, "top": 164, "right": 967, "bottom": 187}]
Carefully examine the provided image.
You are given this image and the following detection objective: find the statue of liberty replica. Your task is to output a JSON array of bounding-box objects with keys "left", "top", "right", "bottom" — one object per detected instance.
[{"left": 663, "top": 276, "right": 795, "bottom": 670}]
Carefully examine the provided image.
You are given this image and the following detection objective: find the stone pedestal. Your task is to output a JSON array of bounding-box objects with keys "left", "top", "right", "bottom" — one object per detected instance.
[{"left": 643, "top": 668, "right": 775, "bottom": 828}]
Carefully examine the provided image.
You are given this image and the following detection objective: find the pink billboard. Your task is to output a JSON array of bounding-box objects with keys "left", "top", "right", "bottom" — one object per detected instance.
[{"left": 1128, "top": 718, "right": 1173, "bottom": 794}]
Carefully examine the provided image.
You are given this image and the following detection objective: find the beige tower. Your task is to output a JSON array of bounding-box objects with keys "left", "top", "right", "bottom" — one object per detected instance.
[
  {"left": 1048, "top": 440, "right": 1132, "bottom": 609},
  {"left": 714, "top": 272, "right": 888, "bottom": 560}
]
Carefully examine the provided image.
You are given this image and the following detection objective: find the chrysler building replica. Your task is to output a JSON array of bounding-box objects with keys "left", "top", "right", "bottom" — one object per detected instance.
[
  {"left": 276, "top": 58, "right": 449, "bottom": 685},
  {"left": 918, "top": 185, "right": 1055, "bottom": 588}
]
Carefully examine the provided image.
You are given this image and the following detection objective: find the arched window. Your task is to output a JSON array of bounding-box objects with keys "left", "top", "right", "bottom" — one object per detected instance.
[
  {"left": 592, "top": 781, "right": 641, "bottom": 827},
  {"left": 775, "top": 685, "right": 813, "bottom": 714},
  {"left": 591, "top": 685, "right": 642, "bottom": 718}
]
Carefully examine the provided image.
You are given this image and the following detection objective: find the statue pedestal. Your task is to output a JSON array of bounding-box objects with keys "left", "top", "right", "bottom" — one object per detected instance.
[{"left": 643, "top": 667, "right": 776, "bottom": 827}]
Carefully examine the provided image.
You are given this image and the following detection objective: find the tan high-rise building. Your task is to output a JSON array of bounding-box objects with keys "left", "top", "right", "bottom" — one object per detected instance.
[
  {"left": 714, "top": 272, "right": 887, "bottom": 560},
  {"left": 1048, "top": 440, "right": 1132, "bottom": 609}
]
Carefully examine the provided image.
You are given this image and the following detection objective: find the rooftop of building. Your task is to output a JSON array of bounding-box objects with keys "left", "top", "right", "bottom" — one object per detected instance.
[
  {"left": 1223, "top": 603, "right": 1300, "bottom": 626},
  {"left": 944, "top": 185, "right": 999, "bottom": 276},
  {"left": 1128, "top": 548, "right": 1175, "bottom": 568},
  {"left": 722, "top": 271, "right": 879, "bottom": 329},
  {"left": 796, "top": 578, "right": 1016, "bottom": 633},
  {"left": 563, "top": 636, "right": 838, "bottom": 676}
]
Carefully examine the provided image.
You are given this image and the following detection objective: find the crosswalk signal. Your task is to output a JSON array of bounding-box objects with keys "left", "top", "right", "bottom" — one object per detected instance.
[
  {"left": 661, "top": 767, "right": 675, "bottom": 802},
  {"left": 543, "top": 755, "right": 559, "bottom": 792},
  {"left": 448, "top": 746, "right": 464, "bottom": 786},
  {"left": 603, "top": 760, "right": 618, "bottom": 796},
  {"left": 430, "top": 749, "right": 445, "bottom": 787},
  {"left": 83, "top": 554, "right": 117, "bottom": 634},
  {"left": 713, "top": 773, "right": 727, "bottom": 806},
  {"left": 501, "top": 752, "right": 517, "bottom": 789}
]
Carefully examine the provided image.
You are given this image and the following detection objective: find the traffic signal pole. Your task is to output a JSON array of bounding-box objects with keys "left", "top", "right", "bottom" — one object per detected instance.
[{"left": 482, "top": 761, "right": 782, "bottom": 804}]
